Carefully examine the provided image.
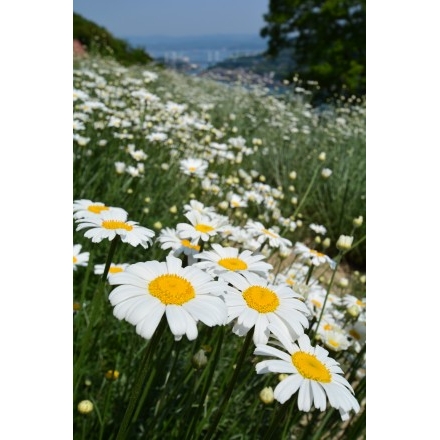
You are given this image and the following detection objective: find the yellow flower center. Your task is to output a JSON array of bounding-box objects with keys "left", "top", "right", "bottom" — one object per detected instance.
[
  {"left": 101, "top": 220, "right": 133, "bottom": 231},
  {"left": 73, "top": 256, "right": 78, "bottom": 264},
  {"left": 349, "top": 329, "right": 361, "bottom": 340},
  {"left": 181, "top": 239, "right": 201, "bottom": 251},
  {"left": 292, "top": 352, "right": 331, "bottom": 382},
  {"left": 195, "top": 224, "right": 214, "bottom": 233},
  {"left": 148, "top": 274, "right": 195, "bottom": 305},
  {"left": 311, "top": 299, "right": 322, "bottom": 308},
  {"left": 218, "top": 257, "right": 248, "bottom": 271},
  {"left": 310, "top": 249, "right": 325, "bottom": 258},
  {"left": 356, "top": 299, "right": 365, "bottom": 307},
  {"left": 88, "top": 204, "right": 109, "bottom": 214},
  {"left": 262, "top": 228, "right": 278, "bottom": 238},
  {"left": 327, "top": 338, "right": 340, "bottom": 349},
  {"left": 109, "top": 266, "right": 124, "bottom": 274},
  {"left": 242, "top": 286, "right": 279, "bottom": 313},
  {"left": 189, "top": 166, "right": 197, "bottom": 172},
  {"left": 323, "top": 323, "right": 333, "bottom": 331}
]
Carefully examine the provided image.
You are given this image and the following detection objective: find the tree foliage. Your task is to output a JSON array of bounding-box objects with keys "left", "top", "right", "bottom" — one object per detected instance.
[
  {"left": 73, "top": 12, "right": 153, "bottom": 66},
  {"left": 261, "top": 0, "right": 365, "bottom": 101}
]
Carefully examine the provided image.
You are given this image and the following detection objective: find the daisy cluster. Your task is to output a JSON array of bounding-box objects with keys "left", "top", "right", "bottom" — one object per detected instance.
[
  {"left": 73, "top": 59, "right": 350, "bottom": 234},
  {"left": 73, "top": 58, "right": 365, "bottom": 427},
  {"left": 73, "top": 195, "right": 364, "bottom": 421}
]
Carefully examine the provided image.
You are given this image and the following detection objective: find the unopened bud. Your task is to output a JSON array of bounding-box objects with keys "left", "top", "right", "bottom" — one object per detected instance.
[
  {"left": 259, "top": 386, "right": 274, "bottom": 404},
  {"left": 78, "top": 400, "right": 94, "bottom": 414},
  {"left": 321, "top": 168, "right": 332, "bottom": 179},
  {"left": 353, "top": 216, "right": 364, "bottom": 228},
  {"left": 192, "top": 349, "right": 208, "bottom": 369},
  {"left": 336, "top": 235, "right": 354, "bottom": 251},
  {"left": 105, "top": 370, "right": 120, "bottom": 381}
]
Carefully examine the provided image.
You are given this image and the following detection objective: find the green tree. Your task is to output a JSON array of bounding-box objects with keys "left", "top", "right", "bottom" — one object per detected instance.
[
  {"left": 73, "top": 12, "right": 153, "bottom": 66},
  {"left": 261, "top": 0, "right": 365, "bottom": 101}
]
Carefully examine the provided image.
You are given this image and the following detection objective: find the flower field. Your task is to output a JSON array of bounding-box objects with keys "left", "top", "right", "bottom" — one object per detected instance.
[{"left": 73, "top": 55, "right": 366, "bottom": 439}]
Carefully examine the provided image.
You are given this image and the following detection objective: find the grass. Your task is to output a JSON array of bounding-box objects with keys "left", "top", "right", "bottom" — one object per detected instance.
[{"left": 73, "top": 55, "right": 366, "bottom": 439}]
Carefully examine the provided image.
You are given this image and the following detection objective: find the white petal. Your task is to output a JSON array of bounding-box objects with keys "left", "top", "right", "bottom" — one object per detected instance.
[
  {"left": 274, "top": 374, "right": 302, "bottom": 404},
  {"left": 310, "top": 381, "right": 327, "bottom": 411},
  {"left": 166, "top": 305, "right": 188, "bottom": 338},
  {"left": 136, "top": 303, "right": 165, "bottom": 339},
  {"left": 297, "top": 380, "right": 312, "bottom": 411},
  {"left": 184, "top": 296, "right": 227, "bottom": 326},
  {"left": 254, "top": 344, "right": 292, "bottom": 363}
]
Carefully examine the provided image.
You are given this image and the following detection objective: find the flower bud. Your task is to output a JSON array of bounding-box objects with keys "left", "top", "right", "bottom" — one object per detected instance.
[
  {"left": 353, "top": 216, "right": 364, "bottom": 228},
  {"left": 347, "top": 305, "right": 360, "bottom": 318},
  {"left": 259, "top": 386, "right": 274, "bottom": 404},
  {"left": 336, "top": 235, "right": 354, "bottom": 251},
  {"left": 105, "top": 370, "right": 120, "bottom": 380},
  {"left": 322, "top": 237, "right": 331, "bottom": 248},
  {"left": 78, "top": 400, "right": 94, "bottom": 414},
  {"left": 192, "top": 349, "right": 208, "bottom": 370},
  {"left": 321, "top": 168, "right": 332, "bottom": 179},
  {"left": 337, "top": 277, "right": 349, "bottom": 288}
]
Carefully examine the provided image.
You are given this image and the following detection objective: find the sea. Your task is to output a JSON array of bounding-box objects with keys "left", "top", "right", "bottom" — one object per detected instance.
[{"left": 124, "top": 34, "right": 267, "bottom": 72}]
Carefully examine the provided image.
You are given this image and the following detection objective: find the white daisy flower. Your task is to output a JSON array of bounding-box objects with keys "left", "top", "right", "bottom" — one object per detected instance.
[
  {"left": 183, "top": 200, "right": 216, "bottom": 218},
  {"left": 73, "top": 199, "right": 127, "bottom": 220},
  {"left": 157, "top": 227, "right": 201, "bottom": 265},
  {"left": 220, "top": 271, "right": 310, "bottom": 345},
  {"left": 73, "top": 244, "right": 89, "bottom": 271},
  {"left": 293, "top": 242, "right": 336, "bottom": 269},
  {"left": 194, "top": 243, "right": 273, "bottom": 277},
  {"left": 309, "top": 223, "right": 327, "bottom": 235},
  {"left": 303, "top": 285, "right": 341, "bottom": 317},
  {"left": 341, "top": 294, "right": 366, "bottom": 315},
  {"left": 254, "top": 322, "right": 360, "bottom": 421},
  {"left": 179, "top": 158, "right": 209, "bottom": 178},
  {"left": 94, "top": 263, "right": 129, "bottom": 280},
  {"left": 108, "top": 255, "right": 228, "bottom": 341},
  {"left": 320, "top": 328, "right": 352, "bottom": 352},
  {"left": 75, "top": 209, "right": 155, "bottom": 249},
  {"left": 245, "top": 220, "right": 292, "bottom": 249},
  {"left": 177, "top": 210, "right": 229, "bottom": 242}
]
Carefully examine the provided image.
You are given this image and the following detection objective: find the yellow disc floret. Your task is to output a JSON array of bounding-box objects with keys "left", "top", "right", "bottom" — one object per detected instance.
[
  {"left": 292, "top": 352, "right": 331, "bottom": 382},
  {"left": 243, "top": 286, "right": 279, "bottom": 313},
  {"left": 181, "top": 239, "right": 201, "bottom": 251},
  {"left": 109, "top": 266, "right": 124, "bottom": 274},
  {"left": 149, "top": 274, "right": 195, "bottom": 305},
  {"left": 310, "top": 249, "right": 325, "bottom": 258},
  {"left": 195, "top": 224, "right": 214, "bottom": 233},
  {"left": 101, "top": 220, "right": 133, "bottom": 231},
  {"left": 218, "top": 257, "right": 248, "bottom": 271},
  {"left": 87, "top": 204, "right": 109, "bottom": 214}
]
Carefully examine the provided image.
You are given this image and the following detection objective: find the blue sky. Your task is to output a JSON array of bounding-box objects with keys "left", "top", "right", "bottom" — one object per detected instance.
[{"left": 73, "top": 0, "right": 269, "bottom": 38}]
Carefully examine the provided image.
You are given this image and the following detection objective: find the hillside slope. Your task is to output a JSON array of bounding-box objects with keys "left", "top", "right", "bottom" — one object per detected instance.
[{"left": 73, "top": 12, "right": 153, "bottom": 65}]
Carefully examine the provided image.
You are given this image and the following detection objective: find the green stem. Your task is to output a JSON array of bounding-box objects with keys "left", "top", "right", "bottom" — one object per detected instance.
[
  {"left": 98, "top": 381, "right": 113, "bottom": 440},
  {"left": 202, "top": 329, "right": 254, "bottom": 440},
  {"left": 292, "top": 164, "right": 320, "bottom": 219},
  {"left": 311, "top": 253, "right": 341, "bottom": 343},
  {"left": 102, "top": 235, "right": 120, "bottom": 283},
  {"left": 305, "top": 264, "right": 315, "bottom": 285},
  {"left": 115, "top": 316, "right": 168, "bottom": 440},
  {"left": 184, "top": 326, "right": 225, "bottom": 440}
]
